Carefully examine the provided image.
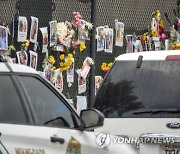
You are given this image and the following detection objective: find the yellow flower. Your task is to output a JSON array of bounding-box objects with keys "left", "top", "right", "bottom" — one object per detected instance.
[
  {"left": 60, "top": 62, "right": 64, "bottom": 67},
  {"left": 101, "top": 62, "right": 112, "bottom": 72},
  {"left": 60, "top": 54, "right": 65, "bottom": 60},
  {"left": 8, "top": 45, "right": 16, "bottom": 51},
  {"left": 101, "top": 65, "right": 106, "bottom": 71},
  {"left": 68, "top": 53, "right": 73, "bottom": 58},
  {"left": 48, "top": 56, "right": 56, "bottom": 64},
  {"left": 25, "top": 40, "right": 30, "bottom": 47},
  {"left": 108, "top": 62, "right": 112, "bottom": 68},
  {"left": 80, "top": 43, "right": 86, "bottom": 52},
  {"left": 52, "top": 66, "right": 56, "bottom": 70},
  {"left": 67, "top": 58, "right": 72, "bottom": 62},
  {"left": 142, "top": 35, "right": 147, "bottom": 41},
  {"left": 159, "top": 19, "right": 164, "bottom": 27}
]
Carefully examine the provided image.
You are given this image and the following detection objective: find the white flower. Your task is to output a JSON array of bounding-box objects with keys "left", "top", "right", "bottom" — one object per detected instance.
[
  {"left": 69, "top": 29, "right": 75, "bottom": 36},
  {"left": 84, "top": 57, "right": 94, "bottom": 65},
  {"left": 85, "top": 22, "right": 93, "bottom": 30},
  {"left": 68, "top": 82, "right": 72, "bottom": 87},
  {"left": 57, "top": 22, "right": 67, "bottom": 37}
]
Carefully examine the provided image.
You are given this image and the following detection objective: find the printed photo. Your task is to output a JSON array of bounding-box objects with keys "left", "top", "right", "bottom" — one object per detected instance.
[
  {"left": 30, "top": 16, "right": 38, "bottom": 43},
  {"left": 76, "top": 96, "right": 87, "bottom": 114},
  {"left": 95, "top": 76, "right": 103, "bottom": 95},
  {"left": 67, "top": 58, "right": 75, "bottom": 83},
  {"left": 50, "top": 68, "right": 64, "bottom": 92},
  {"left": 16, "top": 51, "right": 28, "bottom": 65},
  {"left": 17, "top": 16, "right": 28, "bottom": 42},
  {"left": 49, "top": 20, "right": 57, "bottom": 47},
  {"left": 105, "top": 28, "right": 113, "bottom": 53},
  {"left": 29, "top": 50, "right": 37, "bottom": 69},
  {"left": 43, "top": 62, "right": 52, "bottom": 81},
  {"left": 115, "top": 22, "right": 124, "bottom": 47},
  {"left": 78, "top": 76, "right": 86, "bottom": 94},
  {"left": 40, "top": 27, "right": 48, "bottom": 53},
  {"left": 126, "top": 35, "right": 133, "bottom": 53},
  {"left": 55, "top": 71, "right": 63, "bottom": 92},
  {"left": 97, "top": 26, "right": 105, "bottom": 52},
  {"left": 78, "top": 20, "right": 90, "bottom": 42},
  {"left": 80, "top": 61, "right": 90, "bottom": 79},
  {"left": 0, "top": 26, "right": 8, "bottom": 50}
]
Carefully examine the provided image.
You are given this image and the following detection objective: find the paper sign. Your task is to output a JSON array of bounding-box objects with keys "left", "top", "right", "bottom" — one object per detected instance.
[
  {"left": 30, "top": 16, "right": 38, "bottom": 43},
  {"left": 40, "top": 27, "right": 48, "bottom": 53},
  {"left": 77, "top": 96, "right": 87, "bottom": 114},
  {"left": 17, "top": 16, "right": 28, "bottom": 42}
]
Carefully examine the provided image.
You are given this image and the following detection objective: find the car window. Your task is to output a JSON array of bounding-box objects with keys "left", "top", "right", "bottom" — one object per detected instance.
[
  {"left": 94, "top": 61, "right": 180, "bottom": 118},
  {"left": 19, "top": 76, "right": 75, "bottom": 128},
  {"left": 0, "top": 75, "right": 27, "bottom": 123}
]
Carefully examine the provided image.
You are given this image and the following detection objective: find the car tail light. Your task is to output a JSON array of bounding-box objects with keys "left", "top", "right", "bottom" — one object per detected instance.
[{"left": 165, "top": 55, "right": 180, "bottom": 61}]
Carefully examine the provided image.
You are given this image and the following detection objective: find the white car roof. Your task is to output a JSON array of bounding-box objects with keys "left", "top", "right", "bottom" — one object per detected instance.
[
  {"left": 115, "top": 50, "right": 180, "bottom": 61},
  {"left": 0, "top": 62, "right": 39, "bottom": 74}
]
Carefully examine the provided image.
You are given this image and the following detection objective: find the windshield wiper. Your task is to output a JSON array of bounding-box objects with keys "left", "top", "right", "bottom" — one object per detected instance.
[{"left": 133, "top": 109, "right": 180, "bottom": 114}]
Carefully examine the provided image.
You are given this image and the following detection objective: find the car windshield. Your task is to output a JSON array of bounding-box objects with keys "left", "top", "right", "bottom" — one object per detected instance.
[{"left": 94, "top": 60, "right": 180, "bottom": 118}]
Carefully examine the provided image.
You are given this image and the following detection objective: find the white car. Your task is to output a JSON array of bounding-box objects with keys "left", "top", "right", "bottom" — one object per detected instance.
[
  {"left": 0, "top": 57, "right": 136, "bottom": 154},
  {"left": 93, "top": 50, "right": 180, "bottom": 154}
]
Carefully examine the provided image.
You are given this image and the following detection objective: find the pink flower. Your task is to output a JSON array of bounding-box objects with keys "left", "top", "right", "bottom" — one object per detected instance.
[
  {"left": 71, "top": 41, "right": 79, "bottom": 49},
  {"left": 76, "top": 12, "right": 80, "bottom": 15},
  {"left": 73, "top": 11, "right": 77, "bottom": 16},
  {"left": 76, "top": 15, "right": 82, "bottom": 19},
  {"left": 160, "top": 33, "right": 166, "bottom": 41},
  {"left": 72, "top": 11, "right": 82, "bottom": 27}
]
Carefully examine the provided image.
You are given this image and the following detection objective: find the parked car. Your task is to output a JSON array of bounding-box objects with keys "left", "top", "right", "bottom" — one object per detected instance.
[
  {"left": 93, "top": 50, "right": 180, "bottom": 154},
  {"left": 0, "top": 57, "right": 136, "bottom": 154}
]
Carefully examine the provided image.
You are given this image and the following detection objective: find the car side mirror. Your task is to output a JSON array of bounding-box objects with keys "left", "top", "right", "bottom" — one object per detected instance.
[{"left": 80, "top": 108, "right": 104, "bottom": 130}]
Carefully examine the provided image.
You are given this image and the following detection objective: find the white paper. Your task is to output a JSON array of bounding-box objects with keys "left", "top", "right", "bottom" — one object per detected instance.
[
  {"left": 126, "top": 35, "right": 133, "bottom": 53},
  {"left": 17, "top": 16, "right": 28, "bottom": 42},
  {"left": 54, "top": 69, "right": 63, "bottom": 93},
  {"left": 165, "top": 39, "right": 169, "bottom": 50},
  {"left": 29, "top": 50, "right": 38, "bottom": 69},
  {"left": 30, "top": 16, "right": 38, "bottom": 43},
  {"left": 154, "top": 41, "right": 161, "bottom": 51},
  {"left": 56, "top": 44, "right": 64, "bottom": 51},
  {"left": 115, "top": 22, "right": 124, "bottom": 47},
  {"left": 78, "top": 76, "right": 86, "bottom": 94},
  {"left": 67, "top": 58, "right": 75, "bottom": 83},
  {"left": 77, "top": 96, "right": 87, "bottom": 114},
  {"left": 78, "top": 20, "right": 90, "bottom": 42},
  {"left": 105, "top": 28, "right": 113, "bottom": 53},
  {"left": 43, "top": 62, "right": 52, "bottom": 81},
  {"left": 40, "top": 27, "right": 48, "bottom": 53},
  {"left": 95, "top": 76, "right": 103, "bottom": 95},
  {"left": 0, "top": 26, "right": 8, "bottom": 50},
  {"left": 97, "top": 26, "right": 105, "bottom": 51},
  {"left": 49, "top": 20, "right": 57, "bottom": 47},
  {"left": 16, "top": 51, "right": 28, "bottom": 65}
]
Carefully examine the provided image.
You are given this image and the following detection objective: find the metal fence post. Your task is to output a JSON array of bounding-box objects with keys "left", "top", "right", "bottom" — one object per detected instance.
[{"left": 89, "top": 0, "right": 97, "bottom": 107}]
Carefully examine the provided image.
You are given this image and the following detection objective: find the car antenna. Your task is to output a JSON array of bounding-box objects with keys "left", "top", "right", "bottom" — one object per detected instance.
[{"left": 137, "top": 55, "right": 143, "bottom": 68}]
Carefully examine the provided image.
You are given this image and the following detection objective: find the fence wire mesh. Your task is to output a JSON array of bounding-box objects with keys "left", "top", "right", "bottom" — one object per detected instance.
[{"left": 0, "top": 0, "right": 177, "bottom": 106}]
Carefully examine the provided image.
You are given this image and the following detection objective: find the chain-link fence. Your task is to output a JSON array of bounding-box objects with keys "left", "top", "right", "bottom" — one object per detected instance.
[{"left": 0, "top": 0, "right": 177, "bottom": 107}]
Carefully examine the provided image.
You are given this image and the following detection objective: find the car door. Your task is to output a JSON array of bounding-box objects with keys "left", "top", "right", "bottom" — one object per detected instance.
[{"left": 1, "top": 74, "right": 117, "bottom": 154}]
